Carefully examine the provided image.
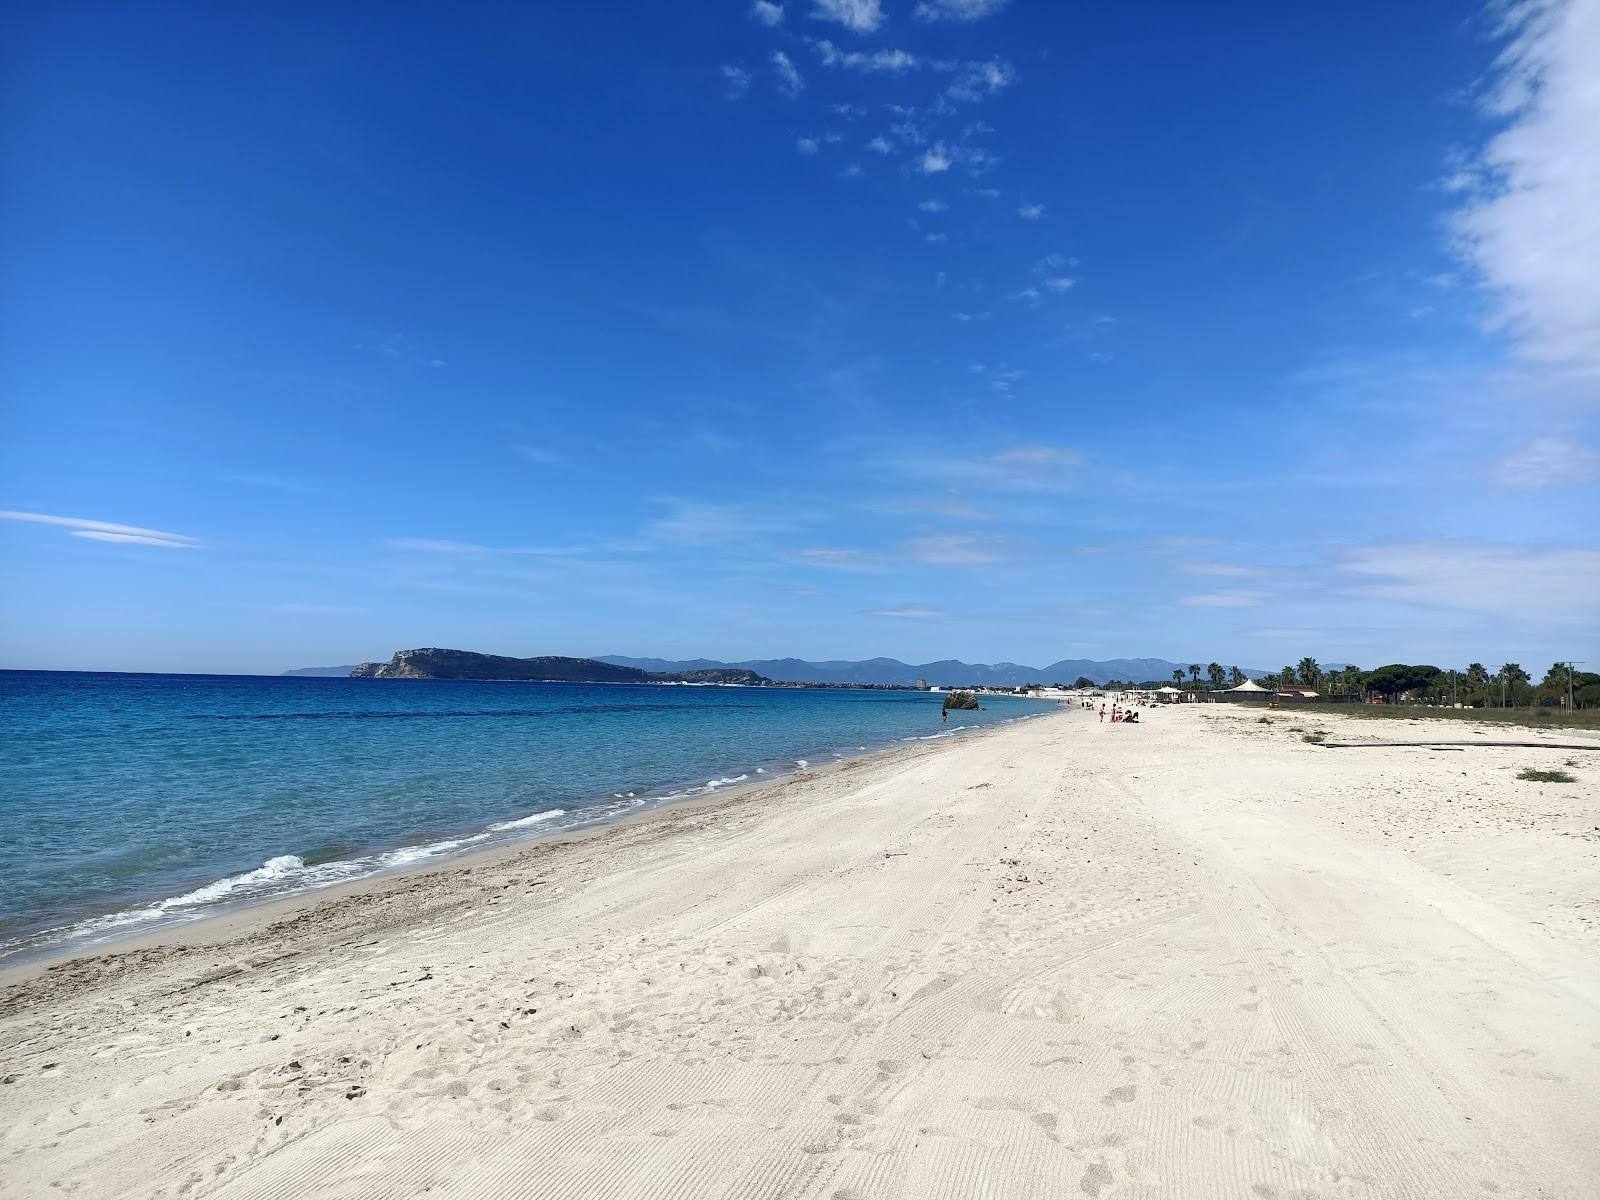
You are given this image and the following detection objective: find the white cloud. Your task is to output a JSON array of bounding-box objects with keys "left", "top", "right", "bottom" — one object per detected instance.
[
  {"left": 772, "top": 50, "right": 804, "bottom": 98},
  {"left": 1180, "top": 589, "right": 1268, "bottom": 608},
  {"left": 946, "top": 58, "right": 1015, "bottom": 102},
  {"left": 0, "top": 510, "right": 199, "bottom": 549},
  {"left": 872, "top": 607, "right": 947, "bottom": 619},
  {"left": 925, "top": 231, "right": 948, "bottom": 243},
  {"left": 1017, "top": 204, "right": 1044, "bottom": 221},
  {"left": 812, "top": 40, "right": 919, "bottom": 72},
  {"left": 809, "top": 0, "right": 885, "bottom": 34},
  {"left": 721, "top": 63, "right": 753, "bottom": 99},
  {"left": 906, "top": 534, "right": 999, "bottom": 565},
  {"left": 914, "top": 0, "right": 1010, "bottom": 19},
  {"left": 797, "top": 136, "right": 820, "bottom": 155},
  {"left": 1493, "top": 437, "right": 1600, "bottom": 486},
  {"left": 1042, "top": 275, "right": 1075, "bottom": 292},
  {"left": 917, "top": 199, "right": 948, "bottom": 212},
  {"left": 751, "top": 0, "right": 785, "bottom": 26},
  {"left": 918, "top": 142, "right": 995, "bottom": 176},
  {"left": 1341, "top": 540, "right": 1600, "bottom": 625},
  {"left": 1449, "top": 0, "right": 1600, "bottom": 380},
  {"left": 866, "top": 135, "right": 893, "bottom": 154}
]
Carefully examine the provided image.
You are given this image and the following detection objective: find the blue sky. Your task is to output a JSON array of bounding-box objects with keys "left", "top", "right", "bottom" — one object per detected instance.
[{"left": 2, "top": 0, "right": 1596, "bottom": 675}]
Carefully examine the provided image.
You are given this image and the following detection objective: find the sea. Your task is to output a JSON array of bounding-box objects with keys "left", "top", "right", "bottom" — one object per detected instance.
[{"left": 0, "top": 671, "right": 1056, "bottom": 962}]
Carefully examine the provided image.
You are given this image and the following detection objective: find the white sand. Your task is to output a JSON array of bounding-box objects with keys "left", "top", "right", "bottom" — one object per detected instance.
[{"left": 3, "top": 704, "right": 1598, "bottom": 1199}]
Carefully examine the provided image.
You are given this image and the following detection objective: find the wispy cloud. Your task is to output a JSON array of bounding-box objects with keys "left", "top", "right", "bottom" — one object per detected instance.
[
  {"left": 751, "top": 0, "right": 785, "bottom": 26},
  {"left": 384, "top": 538, "right": 493, "bottom": 554},
  {"left": 512, "top": 443, "right": 560, "bottom": 465},
  {"left": 914, "top": 0, "right": 1010, "bottom": 20},
  {"left": 1179, "top": 589, "right": 1267, "bottom": 608},
  {"left": 786, "top": 546, "right": 881, "bottom": 571},
  {"left": 871, "top": 606, "right": 947, "bottom": 619},
  {"left": 811, "top": 40, "right": 919, "bottom": 72},
  {"left": 1017, "top": 203, "right": 1044, "bottom": 220},
  {"left": 1448, "top": 0, "right": 1600, "bottom": 381},
  {"left": 1493, "top": 437, "right": 1600, "bottom": 487},
  {"left": 772, "top": 50, "right": 804, "bottom": 98},
  {"left": 905, "top": 534, "right": 1000, "bottom": 565},
  {"left": 917, "top": 198, "right": 948, "bottom": 212},
  {"left": 797, "top": 136, "right": 820, "bottom": 155},
  {"left": 945, "top": 58, "right": 1014, "bottom": 102},
  {"left": 918, "top": 142, "right": 995, "bottom": 176},
  {"left": 721, "top": 63, "right": 753, "bottom": 99},
  {"left": 0, "top": 510, "right": 200, "bottom": 549},
  {"left": 809, "top": 0, "right": 885, "bottom": 34},
  {"left": 646, "top": 500, "right": 795, "bottom": 545},
  {"left": 990, "top": 445, "right": 1081, "bottom": 467},
  {"left": 1341, "top": 540, "right": 1600, "bottom": 625},
  {"left": 1180, "top": 561, "right": 1264, "bottom": 578}
]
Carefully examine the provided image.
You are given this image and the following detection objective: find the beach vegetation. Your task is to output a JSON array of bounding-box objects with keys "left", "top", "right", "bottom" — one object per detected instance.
[{"left": 1517, "top": 768, "right": 1577, "bottom": 783}]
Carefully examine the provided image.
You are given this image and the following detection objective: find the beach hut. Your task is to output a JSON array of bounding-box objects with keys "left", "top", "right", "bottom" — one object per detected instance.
[
  {"left": 1224, "top": 680, "right": 1270, "bottom": 694},
  {"left": 1155, "top": 685, "right": 1182, "bottom": 704}
]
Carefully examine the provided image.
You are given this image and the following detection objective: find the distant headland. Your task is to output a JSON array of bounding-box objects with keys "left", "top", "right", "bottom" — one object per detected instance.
[{"left": 349, "top": 648, "right": 766, "bottom": 686}]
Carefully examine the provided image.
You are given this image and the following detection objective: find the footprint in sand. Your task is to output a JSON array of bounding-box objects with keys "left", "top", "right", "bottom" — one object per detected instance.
[{"left": 1100, "top": 1084, "right": 1136, "bottom": 1105}]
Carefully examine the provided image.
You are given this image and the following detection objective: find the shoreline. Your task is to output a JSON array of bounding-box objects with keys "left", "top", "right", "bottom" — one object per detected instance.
[
  {"left": 0, "top": 705, "right": 1052, "bottom": 992},
  {"left": 2, "top": 703, "right": 1595, "bottom": 1198}
]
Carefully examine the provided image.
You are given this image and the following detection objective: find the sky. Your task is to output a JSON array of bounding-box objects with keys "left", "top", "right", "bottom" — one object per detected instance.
[{"left": 2, "top": 0, "right": 1597, "bottom": 676}]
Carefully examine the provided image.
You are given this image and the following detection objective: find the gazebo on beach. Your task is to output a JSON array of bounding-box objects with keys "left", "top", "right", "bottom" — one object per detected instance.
[
  {"left": 1155, "top": 685, "right": 1183, "bottom": 703},
  {"left": 1224, "top": 679, "right": 1270, "bottom": 694}
]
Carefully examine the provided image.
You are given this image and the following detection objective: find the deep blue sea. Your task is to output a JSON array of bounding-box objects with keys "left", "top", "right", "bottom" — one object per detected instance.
[{"left": 0, "top": 671, "right": 1054, "bottom": 959}]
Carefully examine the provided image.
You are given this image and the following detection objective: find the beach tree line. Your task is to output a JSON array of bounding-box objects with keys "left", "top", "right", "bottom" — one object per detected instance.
[{"left": 1093, "top": 661, "right": 1597, "bottom": 709}]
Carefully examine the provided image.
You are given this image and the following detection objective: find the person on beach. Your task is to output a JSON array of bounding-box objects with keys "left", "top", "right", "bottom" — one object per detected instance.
[{"left": 1099, "top": 703, "right": 1105, "bottom": 722}]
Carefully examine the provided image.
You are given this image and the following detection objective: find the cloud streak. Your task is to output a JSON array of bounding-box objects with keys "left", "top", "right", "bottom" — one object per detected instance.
[{"left": 0, "top": 510, "right": 200, "bottom": 549}]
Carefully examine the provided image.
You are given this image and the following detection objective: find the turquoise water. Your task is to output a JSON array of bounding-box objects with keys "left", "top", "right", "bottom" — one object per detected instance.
[{"left": 0, "top": 671, "right": 1054, "bottom": 959}]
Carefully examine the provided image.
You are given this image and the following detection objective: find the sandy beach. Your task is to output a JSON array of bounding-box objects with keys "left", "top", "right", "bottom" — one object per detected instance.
[{"left": 3, "top": 702, "right": 1598, "bottom": 1199}]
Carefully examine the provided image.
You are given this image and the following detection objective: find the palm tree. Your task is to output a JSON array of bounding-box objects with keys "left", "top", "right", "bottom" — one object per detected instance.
[
  {"left": 1228, "top": 665, "right": 1245, "bottom": 688},
  {"left": 1172, "top": 669, "right": 1184, "bottom": 685},
  {"left": 1188, "top": 664, "right": 1201, "bottom": 689},
  {"left": 1498, "top": 663, "right": 1530, "bottom": 707},
  {"left": 1296, "top": 657, "right": 1321, "bottom": 688},
  {"left": 1207, "top": 662, "right": 1225, "bottom": 690},
  {"left": 1464, "top": 662, "right": 1489, "bottom": 706}
]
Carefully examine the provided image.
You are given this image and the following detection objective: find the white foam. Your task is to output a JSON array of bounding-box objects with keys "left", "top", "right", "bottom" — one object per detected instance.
[
  {"left": 487, "top": 808, "right": 568, "bottom": 832},
  {"left": 703, "top": 774, "right": 749, "bottom": 790}
]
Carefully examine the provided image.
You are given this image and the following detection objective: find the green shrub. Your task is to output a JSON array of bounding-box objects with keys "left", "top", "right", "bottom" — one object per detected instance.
[{"left": 1517, "top": 768, "right": 1576, "bottom": 783}]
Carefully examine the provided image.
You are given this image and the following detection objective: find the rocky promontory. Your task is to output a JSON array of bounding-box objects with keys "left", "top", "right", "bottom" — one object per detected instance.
[{"left": 350, "top": 648, "right": 767, "bottom": 686}]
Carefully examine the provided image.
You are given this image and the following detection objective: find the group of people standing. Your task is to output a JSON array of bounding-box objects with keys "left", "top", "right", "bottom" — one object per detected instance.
[{"left": 1098, "top": 701, "right": 1140, "bottom": 724}]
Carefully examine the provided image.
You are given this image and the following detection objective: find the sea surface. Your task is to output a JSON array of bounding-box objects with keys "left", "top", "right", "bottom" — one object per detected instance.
[{"left": 0, "top": 671, "right": 1054, "bottom": 960}]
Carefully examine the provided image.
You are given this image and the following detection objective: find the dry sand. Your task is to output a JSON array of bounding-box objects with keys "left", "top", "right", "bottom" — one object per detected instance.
[{"left": 2, "top": 704, "right": 1598, "bottom": 1199}]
